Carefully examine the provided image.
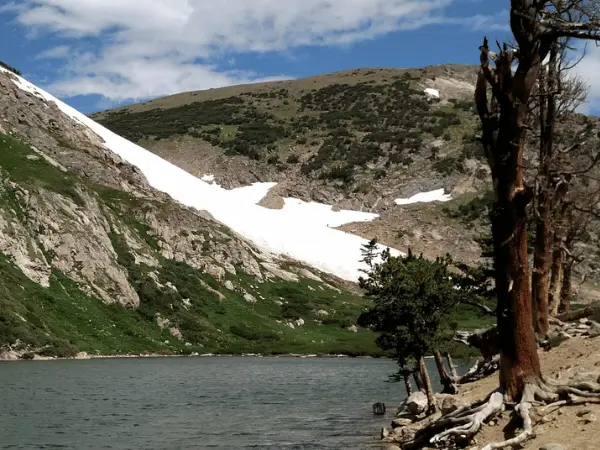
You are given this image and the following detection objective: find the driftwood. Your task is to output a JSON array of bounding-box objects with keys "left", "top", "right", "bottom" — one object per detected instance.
[{"left": 555, "top": 305, "right": 599, "bottom": 323}]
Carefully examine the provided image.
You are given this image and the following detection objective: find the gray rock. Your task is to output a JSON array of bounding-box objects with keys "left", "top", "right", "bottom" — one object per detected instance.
[
  {"left": 539, "top": 444, "right": 566, "bottom": 450},
  {"left": 406, "top": 391, "right": 428, "bottom": 416},
  {"left": 588, "top": 321, "right": 600, "bottom": 338},
  {"left": 441, "top": 396, "right": 465, "bottom": 415},
  {"left": 373, "top": 402, "right": 386, "bottom": 415},
  {"left": 347, "top": 325, "right": 358, "bottom": 333},
  {"left": 243, "top": 293, "right": 257, "bottom": 304},
  {"left": 391, "top": 417, "right": 412, "bottom": 428}
]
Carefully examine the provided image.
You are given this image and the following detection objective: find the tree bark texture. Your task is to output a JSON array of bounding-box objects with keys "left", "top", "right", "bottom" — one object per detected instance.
[
  {"left": 548, "top": 235, "right": 565, "bottom": 316},
  {"left": 559, "top": 257, "right": 574, "bottom": 314},
  {"left": 476, "top": 30, "right": 544, "bottom": 402}
]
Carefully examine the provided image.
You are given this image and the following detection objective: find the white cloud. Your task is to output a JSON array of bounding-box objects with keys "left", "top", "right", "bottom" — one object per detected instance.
[
  {"left": 11, "top": 0, "right": 501, "bottom": 103},
  {"left": 570, "top": 44, "right": 600, "bottom": 113},
  {"left": 36, "top": 45, "right": 71, "bottom": 59}
]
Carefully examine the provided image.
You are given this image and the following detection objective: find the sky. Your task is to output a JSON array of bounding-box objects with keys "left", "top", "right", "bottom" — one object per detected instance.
[{"left": 1, "top": 0, "right": 599, "bottom": 114}]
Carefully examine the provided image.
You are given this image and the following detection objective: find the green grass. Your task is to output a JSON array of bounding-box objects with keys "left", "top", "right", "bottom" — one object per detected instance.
[{"left": 0, "top": 133, "right": 85, "bottom": 205}]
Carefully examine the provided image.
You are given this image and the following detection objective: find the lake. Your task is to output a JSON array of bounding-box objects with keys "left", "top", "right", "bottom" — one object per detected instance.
[{"left": 0, "top": 356, "right": 442, "bottom": 449}]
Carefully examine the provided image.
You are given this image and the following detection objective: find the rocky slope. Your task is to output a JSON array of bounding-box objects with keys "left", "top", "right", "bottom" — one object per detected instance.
[
  {"left": 93, "top": 64, "right": 600, "bottom": 301},
  {"left": 0, "top": 66, "right": 393, "bottom": 359}
]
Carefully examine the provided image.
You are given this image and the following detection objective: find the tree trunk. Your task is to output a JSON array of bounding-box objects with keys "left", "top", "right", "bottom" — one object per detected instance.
[
  {"left": 418, "top": 356, "right": 437, "bottom": 414},
  {"left": 476, "top": 40, "right": 543, "bottom": 402},
  {"left": 412, "top": 366, "right": 424, "bottom": 392},
  {"left": 531, "top": 42, "right": 557, "bottom": 338},
  {"left": 445, "top": 352, "right": 458, "bottom": 379},
  {"left": 559, "top": 258, "right": 574, "bottom": 314},
  {"left": 531, "top": 186, "right": 552, "bottom": 336},
  {"left": 548, "top": 243, "right": 564, "bottom": 317},
  {"left": 403, "top": 372, "right": 413, "bottom": 397},
  {"left": 433, "top": 350, "right": 457, "bottom": 394}
]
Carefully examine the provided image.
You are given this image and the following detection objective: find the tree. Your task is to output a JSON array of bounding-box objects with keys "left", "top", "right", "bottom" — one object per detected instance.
[
  {"left": 358, "top": 248, "right": 461, "bottom": 414},
  {"left": 401, "top": 2, "right": 600, "bottom": 448},
  {"left": 529, "top": 35, "right": 591, "bottom": 334}
]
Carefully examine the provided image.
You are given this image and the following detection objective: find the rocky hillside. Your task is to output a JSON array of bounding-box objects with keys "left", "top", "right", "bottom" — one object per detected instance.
[
  {"left": 0, "top": 66, "right": 410, "bottom": 359},
  {"left": 92, "top": 65, "right": 487, "bottom": 263},
  {"left": 93, "top": 65, "right": 600, "bottom": 300}
]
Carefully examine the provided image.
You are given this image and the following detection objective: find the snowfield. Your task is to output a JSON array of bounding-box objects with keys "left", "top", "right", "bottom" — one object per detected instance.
[
  {"left": 394, "top": 188, "right": 452, "bottom": 206},
  {"left": 1, "top": 67, "right": 405, "bottom": 282},
  {"left": 424, "top": 88, "right": 440, "bottom": 99}
]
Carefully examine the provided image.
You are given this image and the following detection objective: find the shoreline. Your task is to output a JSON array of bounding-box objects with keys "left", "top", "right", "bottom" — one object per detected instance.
[{"left": 0, "top": 350, "right": 393, "bottom": 363}]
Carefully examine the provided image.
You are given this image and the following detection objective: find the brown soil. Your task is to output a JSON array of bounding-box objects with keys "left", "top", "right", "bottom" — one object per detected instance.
[{"left": 435, "top": 337, "right": 600, "bottom": 449}]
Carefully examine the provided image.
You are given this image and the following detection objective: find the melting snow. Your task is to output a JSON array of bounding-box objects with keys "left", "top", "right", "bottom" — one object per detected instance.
[
  {"left": 1, "top": 67, "right": 404, "bottom": 282},
  {"left": 424, "top": 88, "right": 440, "bottom": 99},
  {"left": 394, "top": 189, "right": 452, "bottom": 206}
]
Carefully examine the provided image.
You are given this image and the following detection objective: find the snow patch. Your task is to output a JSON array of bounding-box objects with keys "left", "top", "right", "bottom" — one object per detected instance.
[
  {"left": 424, "top": 88, "right": 440, "bottom": 99},
  {"left": 394, "top": 189, "right": 452, "bottom": 206},
  {"left": 201, "top": 174, "right": 215, "bottom": 183},
  {"left": 1, "top": 67, "right": 401, "bottom": 282}
]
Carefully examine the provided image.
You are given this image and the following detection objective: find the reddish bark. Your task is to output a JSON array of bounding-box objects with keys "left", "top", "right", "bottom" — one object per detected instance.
[{"left": 476, "top": 33, "right": 543, "bottom": 401}]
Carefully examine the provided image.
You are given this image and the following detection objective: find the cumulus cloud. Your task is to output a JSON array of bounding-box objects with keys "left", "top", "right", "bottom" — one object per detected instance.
[{"left": 11, "top": 0, "right": 504, "bottom": 103}]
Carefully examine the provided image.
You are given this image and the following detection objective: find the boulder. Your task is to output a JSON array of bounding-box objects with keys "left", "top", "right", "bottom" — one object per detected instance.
[
  {"left": 391, "top": 418, "right": 413, "bottom": 428},
  {"left": 373, "top": 402, "right": 386, "bottom": 415},
  {"left": 406, "top": 391, "right": 428, "bottom": 416},
  {"left": 347, "top": 325, "right": 358, "bottom": 333},
  {"left": 588, "top": 321, "right": 600, "bottom": 338},
  {"left": 441, "top": 396, "right": 465, "bottom": 415}
]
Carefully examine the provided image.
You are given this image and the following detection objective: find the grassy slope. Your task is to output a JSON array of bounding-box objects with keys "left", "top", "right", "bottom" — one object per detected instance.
[
  {"left": 91, "top": 66, "right": 482, "bottom": 183},
  {"left": 0, "top": 133, "right": 492, "bottom": 358}
]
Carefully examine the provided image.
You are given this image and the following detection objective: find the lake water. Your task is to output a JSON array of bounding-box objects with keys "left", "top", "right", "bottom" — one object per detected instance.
[{"left": 0, "top": 357, "right": 443, "bottom": 449}]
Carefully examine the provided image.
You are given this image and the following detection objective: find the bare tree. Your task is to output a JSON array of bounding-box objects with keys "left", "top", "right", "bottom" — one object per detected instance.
[{"left": 398, "top": 2, "right": 600, "bottom": 448}]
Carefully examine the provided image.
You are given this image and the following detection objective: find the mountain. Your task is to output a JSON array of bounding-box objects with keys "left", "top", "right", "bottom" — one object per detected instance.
[
  {"left": 91, "top": 65, "right": 487, "bottom": 264},
  {"left": 92, "top": 64, "right": 600, "bottom": 300},
  {"left": 1, "top": 65, "right": 422, "bottom": 360}
]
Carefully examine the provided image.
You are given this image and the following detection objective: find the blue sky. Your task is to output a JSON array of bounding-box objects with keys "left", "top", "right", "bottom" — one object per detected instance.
[{"left": 1, "top": 1, "right": 599, "bottom": 114}]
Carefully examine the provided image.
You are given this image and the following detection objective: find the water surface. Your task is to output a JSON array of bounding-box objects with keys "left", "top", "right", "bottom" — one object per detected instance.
[{"left": 0, "top": 356, "right": 426, "bottom": 449}]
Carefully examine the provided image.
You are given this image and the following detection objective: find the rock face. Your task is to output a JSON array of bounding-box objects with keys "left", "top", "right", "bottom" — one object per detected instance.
[
  {"left": 0, "top": 68, "right": 369, "bottom": 359},
  {"left": 406, "top": 392, "right": 428, "bottom": 416}
]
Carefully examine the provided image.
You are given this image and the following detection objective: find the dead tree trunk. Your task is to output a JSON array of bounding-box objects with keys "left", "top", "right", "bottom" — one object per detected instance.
[
  {"left": 548, "top": 235, "right": 565, "bottom": 316},
  {"left": 433, "top": 350, "right": 458, "bottom": 394},
  {"left": 403, "top": 371, "right": 413, "bottom": 397},
  {"left": 418, "top": 356, "right": 437, "bottom": 414},
  {"left": 412, "top": 365, "right": 423, "bottom": 392},
  {"left": 445, "top": 352, "right": 459, "bottom": 379},
  {"left": 476, "top": 37, "right": 542, "bottom": 401},
  {"left": 559, "top": 258, "right": 574, "bottom": 314},
  {"left": 531, "top": 41, "right": 559, "bottom": 337}
]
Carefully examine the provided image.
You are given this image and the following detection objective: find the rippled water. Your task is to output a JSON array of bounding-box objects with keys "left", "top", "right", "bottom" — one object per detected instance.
[{"left": 0, "top": 357, "right": 441, "bottom": 449}]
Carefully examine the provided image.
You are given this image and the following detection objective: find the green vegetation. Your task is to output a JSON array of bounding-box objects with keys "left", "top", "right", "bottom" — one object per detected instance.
[
  {"left": 94, "top": 72, "right": 479, "bottom": 188},
  {"left": 0, "top": 133, "right": 386, "bottom": 358}
]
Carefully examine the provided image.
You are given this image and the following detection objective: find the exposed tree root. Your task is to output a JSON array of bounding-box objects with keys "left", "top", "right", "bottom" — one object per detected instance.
[{"left": 397, "top": 373, "right": 600, "bottom": 450}]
